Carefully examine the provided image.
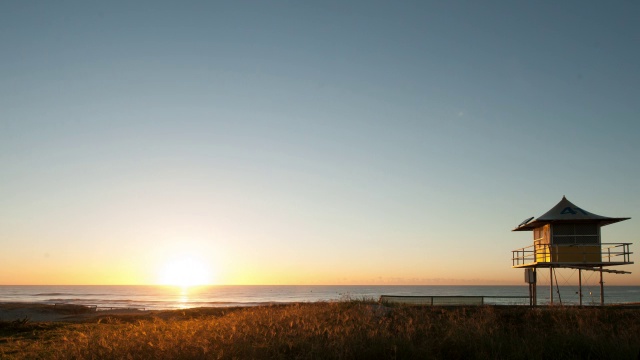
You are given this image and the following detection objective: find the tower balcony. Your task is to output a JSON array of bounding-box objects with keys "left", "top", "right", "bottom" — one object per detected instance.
[{"left": 512, "top": 243, "right": 633, "bottom": 268}]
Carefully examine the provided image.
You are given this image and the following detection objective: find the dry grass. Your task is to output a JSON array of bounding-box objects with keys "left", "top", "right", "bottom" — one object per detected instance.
[{"left": 1, "top": 302, "right": 639, "bottom": 359}]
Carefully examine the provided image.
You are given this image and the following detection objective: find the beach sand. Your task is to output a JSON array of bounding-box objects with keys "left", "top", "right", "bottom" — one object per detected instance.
[{"left": 0, "top": 303, "right": 149, "bottom": 322}]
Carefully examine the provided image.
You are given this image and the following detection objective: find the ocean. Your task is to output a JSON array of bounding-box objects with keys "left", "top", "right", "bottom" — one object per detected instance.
[{"left": 1, "top": 285, "right": 638, "bottom": 310}]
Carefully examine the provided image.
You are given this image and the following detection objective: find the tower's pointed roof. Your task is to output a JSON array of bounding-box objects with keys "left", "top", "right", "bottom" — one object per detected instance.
[{"left": 513, "top": 196, "right": 630, "bottom": 231}]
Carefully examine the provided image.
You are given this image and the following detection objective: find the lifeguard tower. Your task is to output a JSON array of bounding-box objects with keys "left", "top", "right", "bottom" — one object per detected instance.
[{"left": 512, "top": 196, "right": 633, "bottom": 305}]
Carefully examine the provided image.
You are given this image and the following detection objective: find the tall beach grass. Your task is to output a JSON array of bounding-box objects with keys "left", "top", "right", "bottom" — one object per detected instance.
[{"left": 1, "top": 301, "right": 639, "bottom": 359}]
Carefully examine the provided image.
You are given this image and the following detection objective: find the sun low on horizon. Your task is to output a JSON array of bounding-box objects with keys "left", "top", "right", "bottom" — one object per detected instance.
[{"left": 156, "top": 254, "right": 215, "bottom": 288}]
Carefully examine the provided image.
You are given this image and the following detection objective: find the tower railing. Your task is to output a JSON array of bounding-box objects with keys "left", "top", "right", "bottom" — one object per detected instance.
[{"left": 512, "top": 243, "right": 633, "bottom": 267}]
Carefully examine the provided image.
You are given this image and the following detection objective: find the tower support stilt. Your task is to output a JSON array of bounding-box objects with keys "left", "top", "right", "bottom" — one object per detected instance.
[
  {"left": 599, "top": 266, "right": 604, "bottom": 306},
  {"left": 549, "top": 267, "right": 554, "bottom": 305},
  {"left": 578, "top": 269, "right": 582, "bottom": 306}
]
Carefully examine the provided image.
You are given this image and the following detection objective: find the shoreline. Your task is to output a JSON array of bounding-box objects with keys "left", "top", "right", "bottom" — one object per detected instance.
[{"left": 3, "top": 285, "right": 638, "bottom": 311}]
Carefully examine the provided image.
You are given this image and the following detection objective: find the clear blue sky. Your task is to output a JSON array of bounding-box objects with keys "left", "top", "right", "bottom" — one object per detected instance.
[{"left": 1, "top": 1, "right": 638, "bottom": 285}]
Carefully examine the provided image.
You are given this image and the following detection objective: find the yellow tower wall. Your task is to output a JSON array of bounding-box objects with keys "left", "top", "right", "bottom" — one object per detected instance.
[{"left": 550, "top": 245, "right": 602, "bottom": 263}]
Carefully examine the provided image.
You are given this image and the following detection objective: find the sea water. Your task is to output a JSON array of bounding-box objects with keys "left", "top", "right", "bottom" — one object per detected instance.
[{"left": 0, "top": 285, "right": 638, "bottom": 310}]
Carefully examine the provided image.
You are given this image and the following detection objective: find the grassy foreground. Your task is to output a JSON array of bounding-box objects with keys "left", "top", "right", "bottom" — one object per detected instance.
[{"left": 1, "top": 302, "right": 639, "bottom": 359}]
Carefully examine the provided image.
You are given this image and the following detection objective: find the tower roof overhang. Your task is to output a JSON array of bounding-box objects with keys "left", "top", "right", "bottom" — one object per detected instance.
[{"left": 512, "top": 196, "right": 630, "bottom": 232}]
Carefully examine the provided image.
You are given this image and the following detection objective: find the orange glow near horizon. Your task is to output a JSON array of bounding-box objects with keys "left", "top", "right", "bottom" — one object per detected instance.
[{"left": 0, "top": 240, "right": 638, "bottom": 286}]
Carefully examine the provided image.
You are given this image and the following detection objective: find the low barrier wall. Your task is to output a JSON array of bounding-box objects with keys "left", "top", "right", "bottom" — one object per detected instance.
[{"left": 380, "top": 295, "right": 529, "bottom": 306}]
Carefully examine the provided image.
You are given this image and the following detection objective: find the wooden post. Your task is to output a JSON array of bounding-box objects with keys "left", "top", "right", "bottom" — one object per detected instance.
[
  {"left": 578, "top": 269, "right": 583, "bottom": 305},
  {"left": 533, "top": 268, "right": 537, "bottom": 306},
  {"left": 599, "top": 266, "right": 604, "bottom": 306},
  {"left": 549, "top": 267, "right": 554, "bottom": 305}
]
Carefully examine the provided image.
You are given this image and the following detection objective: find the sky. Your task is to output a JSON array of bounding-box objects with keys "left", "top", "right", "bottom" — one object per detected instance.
[{"left": 1, "top": 1, "right": 639, "bottom": 286}]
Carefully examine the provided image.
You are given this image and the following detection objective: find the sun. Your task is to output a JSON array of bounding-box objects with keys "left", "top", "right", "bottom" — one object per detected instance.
[{"left": 158, "top": 255, "right": 212, "bottom": 287}]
